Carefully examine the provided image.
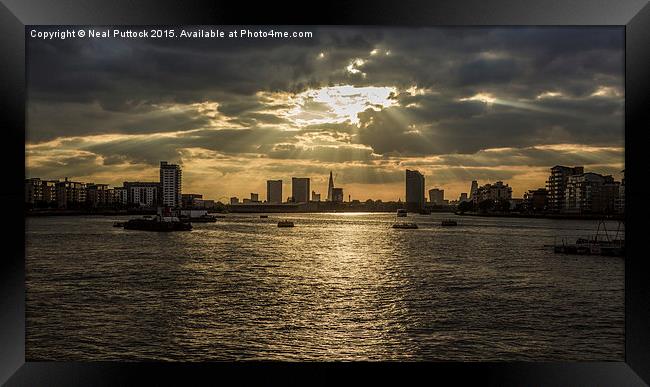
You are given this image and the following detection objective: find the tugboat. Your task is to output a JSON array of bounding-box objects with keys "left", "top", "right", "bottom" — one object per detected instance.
[
  {"left": 277, "top": 220, "right": 294, "bottom": 227},
  {"left": 392, "top": 222, "right": 418, "bottom": 229},
  {"left": 123, "top": 208, "right": 192, "bottom": 232}
]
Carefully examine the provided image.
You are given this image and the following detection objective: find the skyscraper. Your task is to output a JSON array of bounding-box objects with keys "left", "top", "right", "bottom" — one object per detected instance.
[
  {"left": 291, "top": 177, "right": 310, "bottom": 203},
  {"left": 266, "top": 180, "right": 282, "bottom": 204},
  {"left": 160, "top": 161, "right": 182, "bottom": 208},
  {"left": 405, "top": 169, "right": 425, "bottom": 211},
  {"left": 429, "top": 188, "right": 444, "bottom": 205},
  {"left": 327, "top": 171, "right": 334, "bottom": 201},
  {"left": 470, "top": 180, "right": 479, "bottom": 201}
]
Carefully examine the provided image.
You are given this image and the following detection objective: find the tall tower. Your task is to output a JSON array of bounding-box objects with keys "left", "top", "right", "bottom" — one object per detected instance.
[
  {"left": 405, "top": 169, "right": 425, "bottom": 211},
  {"left": 470, "top": 180, "right": 479, "bottom": 201},
  {"left": 327, "top": 171, "right": 334, "bottom": 201},
  {"left": 160, "top": 161, "right": 182, "bottom": 208}
]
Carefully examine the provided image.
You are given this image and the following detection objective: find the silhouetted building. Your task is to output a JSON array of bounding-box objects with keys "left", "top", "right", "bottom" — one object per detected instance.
[
  {"left": 565, "top": 172, "right": 619, "bottom": 214},
  {"left": 56, "top": 178, "right": 86, "bottom": 209},
  {"left": 25, "top": 178, "right": 42, "bottom": 204},
  {"left": 470, "top": 180, "right": 479, "bottom": 201},
  {"left": 250, "top": 193, "right": 259, "bottom": 202},
  {"left": 230, "top": 197, "right": 239, "bottom": 205},
  {"left": 312, "top": 191, "right": 321, "bottom": 201},
  {"left": 406, "top": 169, "right": 425, "bottom": 211},
  {"left": 331, "top": 187, "right": 344, "bottom": 202},
  {"left": 428, "top": 188, "right": 444, "bottom": 205},
  {"left": 267, "top": 180, "right": 282, "bottom": 204},
  {"left": 327, "top": 171, "right": 334, "bottom": 201},
  {"left": 124, "top": 181, "right": 160, "bottom": 207},
  {"left": 523, "top": 188, "right": 548, "bottom": 212},
  {"left": 292, "top": 177, "right": 310, "bottom": 203},
  {"left": 547, "top": 165, "right": 584, "bottom": 212},
  {"left": 113, "top": 187, "right": 127, "bottom": 205},
  {"left": 459, "top": 192, "right": 469, "bottom": 202},
  {"left": 475, "top": 181, "right": 512, "bottom": 203},
  {"left": 86, "top": 183, "right": 112, "bottom": 207},
  {"left": 160, "top": 161, "right": 182, "bottom": 207},
  {"left": 182, "top": 193, "right": 203, "bottom": 208}
]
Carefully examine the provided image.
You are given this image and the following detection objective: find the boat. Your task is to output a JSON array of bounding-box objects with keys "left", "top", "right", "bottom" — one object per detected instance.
[
  {"left": 396, "top": 209, "right": 408, "bottom": 217},
  {"left": 260, "top": 215, "right": 269, "bottom": 218},
  {"left": 123, "top": 207, "right": 193, "bottom": 232},
  {"left": 392, "top": 222, "right": 418, "bottom": 229},
  {"left": 441, "top": 219, "right": 458, "bottom": 226},
  {"left": 277, "top": 220, "right": 294, "bottom": 227}
]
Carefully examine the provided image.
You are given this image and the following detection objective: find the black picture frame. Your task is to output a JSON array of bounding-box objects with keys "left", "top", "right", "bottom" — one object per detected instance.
[{"left": 2, "top": 0, "right": 649, "bottom": 385}]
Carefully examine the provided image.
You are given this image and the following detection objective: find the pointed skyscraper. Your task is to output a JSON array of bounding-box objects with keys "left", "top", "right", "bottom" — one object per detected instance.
[{"left": 327, "top": 171, "right": 334, "bottom": 201}]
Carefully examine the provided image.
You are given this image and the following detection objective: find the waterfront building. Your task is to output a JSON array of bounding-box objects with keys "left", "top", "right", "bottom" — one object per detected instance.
[
  {"left": 160, "top": 161, "right": 182, "bottom": 208},
  {"left": 55, "top": 178, "right": 87, "bottom": 209},
  {"left": 331, "top": 187, "right": 344, "bottom": 203},
  {"left": 327, "top": 171, "right": 334, "bottom": 201},
  {"left": 41, "top": 180, "right": 58, "bottom": 204},
  {"left": 250, "top": 193, "right": 259, "bottom": 202},
  {"left": 182, "top": 193, "right": 203, "bottom": 208},
  {"left": 406, "top": 169, "right": 425, "bottom": 211},
  {"left": 616, "top": 175, "right": 625, "bottom": 214},
  {"left": 291, "top": 177, "right": 310, "bottom": 203},
  {"left": 113, "top": 186, "right": 128, "bottom": 205},
  {"left": 546, "top": 165, "right": 584, "bottom": 212},
  {"left": 428, "top": 188, "right": 444, "bottom": 205},
  {"left": 230, "top": 197, "right": 239, "bottom": 205},
  {"left": 564, "top": 172, "right": 619, "bottom": 214},
  {"left": 312, "top": 191, "right": 321, "bottom": 202},
  {"left": 523, "top": 188, "right": 548, "bottom": 212},
  {"left": 475, "top": 181, "right": 512, "bottom": 203},
  {"left": 459, "top": 192, "right": 469, "bottom": 202},
  {"left": 86, "top": 183, "right": 112, "bottom": 207},
  {"left": 124, "top": 181, "right": 160, "bottom": 207},
  {"left": 25, "top": 178, "right": 43, "bottom": 204},
  {"left": 266, "top": 180, "right": 282, "bottom": 204},
  {"left": 470, "top": 180, "right": 479, "bottom": 201}
]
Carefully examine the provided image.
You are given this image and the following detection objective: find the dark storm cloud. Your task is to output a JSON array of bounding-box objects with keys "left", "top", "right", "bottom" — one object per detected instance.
[{"left": 27, "top": 26, "right": 624, "bottom": 162}]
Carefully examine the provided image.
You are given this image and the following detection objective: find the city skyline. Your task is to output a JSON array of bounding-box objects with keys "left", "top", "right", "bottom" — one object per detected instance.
[{"left": 26, "top": 27, "right": 624, "bottom": 201}]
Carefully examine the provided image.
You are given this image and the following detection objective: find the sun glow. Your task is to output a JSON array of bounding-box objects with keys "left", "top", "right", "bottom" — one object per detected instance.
[{"left": 287, "top": 85, "right": 398, "bottom": 125}]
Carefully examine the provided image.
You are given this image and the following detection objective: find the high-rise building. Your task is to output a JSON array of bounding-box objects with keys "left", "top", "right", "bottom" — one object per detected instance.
[
  {"left": 327, "top": 171, "right": 334, "bottom": 201},
  {"left": 331, "top": 188, "right": 344, "bottom": 202},
  {"left": 267, "top": 180, "right": 283, "bottom": 204},
  {"left": 291, "top": 177, "right": 310, "bottom": 203},
  {"left": 546, "top": 165, "right": 583, "bottom": 212},
  {"left": 405, "top": 169, "right": 425, "bottom": 211},
  {"left": 124, "top": 181, "right": 160, "bottom": 207},
  {"left": 470, "top": 180, "right": 479, "bottom": 201},
  {"left": 564, "top": 172, "right": 618, "bottom": 214},
  {"left": 86, "top": 183, "right": 112, "bottom": 207},
  {"left": 55, "top": 178, "right": 86, "bottom": 209},
  {"left": 160, "top": 161, "right": 182, "bottom": 208},
  {"left": 475, "top": 181, "right": 512, "bottom": 203},
  {"left": 428, "top": 188, "right": 444, "bottom": 205},
  {"left": 25, "top": 178, "right": 43, "bottom": 204},
  {"left": 113, "top": 187, "right": 128, "bottom": 205}
]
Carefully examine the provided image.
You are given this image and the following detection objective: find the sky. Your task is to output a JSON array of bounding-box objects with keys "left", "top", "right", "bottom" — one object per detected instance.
[{"left": 26, "top": 26, "right": 625, "bottom": 202}]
